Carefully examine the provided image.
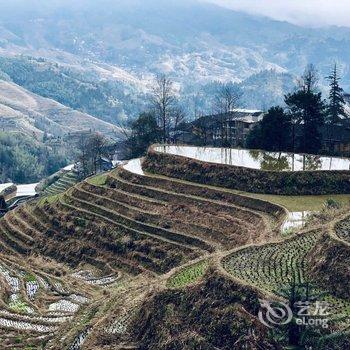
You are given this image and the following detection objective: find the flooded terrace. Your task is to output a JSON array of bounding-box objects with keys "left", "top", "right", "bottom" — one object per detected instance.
[{"left": 155, "top": 145, "right": 350, "bottom": 172}]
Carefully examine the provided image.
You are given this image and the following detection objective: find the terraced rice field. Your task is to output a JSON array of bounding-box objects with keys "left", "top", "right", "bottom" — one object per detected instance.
[
  {"left": 167, "top": 260, "right": 209, "bottom": 289},
  {"left": 0, "top": 157, "right": 285, "bottom": 346},
  {"left": 155, "top": 145, "right": 350, "bottom": 171},
  {"left": 43, "top": 171, "right": 78, "bottom": 196},
  {"left": 222, "top": 229, "right": 350, "bottom": 323},
  {"left": 0, "top": 254, "right": 96, "bottom": 349},
  {"left": 0, "top": 155, "right": 348, "bottom": 348},
  {"left": 222, "top": 231, "right": 321, "bottom": 292}
]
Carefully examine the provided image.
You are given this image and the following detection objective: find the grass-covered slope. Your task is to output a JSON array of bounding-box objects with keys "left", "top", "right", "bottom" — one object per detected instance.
[
  {"left": 307, "top": 228, "right": 350, "bottom": 299},
  {"left": 0, "top": 80, "right": 122, "bottom": 139},
  {"left": 124, "top": 271, "right": 279, "bottom": 350}
]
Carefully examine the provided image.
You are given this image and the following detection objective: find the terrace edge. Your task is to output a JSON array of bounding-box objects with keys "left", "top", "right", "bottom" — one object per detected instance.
[{"left": 144, "top": 144, "right": 350, "bottom": 195}]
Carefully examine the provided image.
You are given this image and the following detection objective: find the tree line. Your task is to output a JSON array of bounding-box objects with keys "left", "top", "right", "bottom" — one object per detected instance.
[
  {"left": 122, "top": 75, "right": 187, "bottom": 158},
  {"left": 122, "top": 63, "right": 348, "bottom": 158},
  {"left": 0, "top": 132, "right": 68, "bottom": 184},
  {"left": 75, "top": 132, "right": 115, "bottom": 178},
  {"left": 247, "top": 64, "right": 348, "bottom": 154},
  {"left": 123, "top": 75, "right": 242, "bottom": 157}
]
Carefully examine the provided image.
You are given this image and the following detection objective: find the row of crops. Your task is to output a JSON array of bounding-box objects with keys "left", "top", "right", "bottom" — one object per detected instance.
[
  {"left": 334, "top": 216, "right": 350, "bottom": 243},
  {"left": 43, "top": 171, "right": 78, "bottom": 196},
  {"left": 0, "top": 255, "right": 91, "bottom": 347},
  {"left": 167, "top": 260, "right": 209, "bottom": 289},
  {"left": 222, "top": 231, "right": 321, "bottom": 293}
]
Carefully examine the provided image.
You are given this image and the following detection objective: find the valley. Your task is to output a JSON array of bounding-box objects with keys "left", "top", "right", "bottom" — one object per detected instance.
[{"left": 1, "top": 0, "right": 350, "bottom": 126}]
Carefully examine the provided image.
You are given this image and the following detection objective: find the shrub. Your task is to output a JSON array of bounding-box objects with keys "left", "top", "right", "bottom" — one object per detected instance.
[
  {"left": 74, "top": 217, "right": 87, "bottom": 227},
  {"left": 324, "top": 198, "right": 341, "bottom": 210}
]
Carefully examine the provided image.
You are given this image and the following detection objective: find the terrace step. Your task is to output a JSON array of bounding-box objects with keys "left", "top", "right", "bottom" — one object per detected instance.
[
  {"left": 0, "top": 221, "right": 30, "bottom": 255},
  {"left": 64, "top": 189, "right": 214, "bottom": 252},
  {"left": 118, "top": 165, "right": 280, "bottom": 218},
  {"left": 12, "top": 206, "right": 66, "bottom": 248},
  {"left": 21, "top": 204, "right": 151, "bottom": 274},
  {"left": 58, "top": 194, "right": 199, "bottom": 253},
  {"left": 334, "top": 216, "right": 350, "bottom": 243},
  {"left": 222, "top": 230, "right": 322, "bottom": 293},
  {"left": 5, "top": 211, "right": 36, "bottom": 243},
  {"left": 16, "top": 206, "right": 47, "bottom": 233},
  {"left": 0, "top": 310, "right": 72, "bottom": 325},
  {"left": 0, "top": 333, "right": 53, "bottom": 349},
  {"left": 0, "top": 231, "right": 17, "bottom": 255},
  {"left": 54, "top": 204, "right": 176, "bottom": 274},
  {"left": 0, "top": 316, "right": 58, "bottom": 333},
  {"left": 54, "top": 202, "right": 176, "bottom": 275},
  {"left": 110, "top": 170, "right": 264, "bottom": 232},
  {"left": 6, "top": 208, "right": 113, "bottom": 274},
  {"left": 43, "top": 172, "right": 78, "bottom": 196},
  {"left": 82, "top": 180, "right": 166, "bottom": 209},
  {"left": 77, "top": 183, "right": 233, "bottom": 248},
  {"left": 1, "top": 217, "right": 34, "bottom": 250},
  {"left": 107, "top": 172, "right": 271, "bottom": 245}
]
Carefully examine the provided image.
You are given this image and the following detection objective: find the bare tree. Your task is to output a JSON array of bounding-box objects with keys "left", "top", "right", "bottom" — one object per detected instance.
[
  {"left": 77, "top": 132, "right": 110, "bottom": 177},
  {"left": 77, "top": 134, "right": 90, "bottom": 178},
  {"left": 115, "top": 120, "right": 133, "bottom": 158},
  {"left": 88, "top": 133, "right": 108, "bottom": 174},
  {"left": 212, "top": 83, "right": 241, "bottom": 146},
  {"left": 299, "top": 64, "right": 319, "bottom": 93},
  {"left": 172, "top": 106, "right": 187, "bottom": 143},
  {"left": 213, "top": 83, "right": 241, "bottom": 114},
  {"left": 150, "top": 75, "right": 177, "bottom": 143},
  {"left": 193, "top": 92, "right": 203, "bottom": 120}
]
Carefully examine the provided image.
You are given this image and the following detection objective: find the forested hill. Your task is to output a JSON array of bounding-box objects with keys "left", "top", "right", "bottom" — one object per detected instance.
[
  {"left": 0, "top": 56, "right": 147, "bottom": 125},
  {"left": 0, "top": 0, "right": 349, "bottom": 123}
]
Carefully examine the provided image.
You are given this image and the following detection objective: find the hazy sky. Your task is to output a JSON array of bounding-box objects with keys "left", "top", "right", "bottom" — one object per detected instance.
[{"left": 204, "top": 0, "right": 350, "bottom": 27}]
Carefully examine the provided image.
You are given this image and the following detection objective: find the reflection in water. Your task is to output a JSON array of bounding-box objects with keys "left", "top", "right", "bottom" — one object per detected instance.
[
  {"left": 156, "top": 146, "right": 350, "bottom": 171},
  {"left": 282, "top": 211, "right": 311, "bottom": 231},
  {"left": 302, "top": 155, "right": 322, "bottom": 171},
  {"left": 260, "top": 154, "right": 290, "bottom": 171}
]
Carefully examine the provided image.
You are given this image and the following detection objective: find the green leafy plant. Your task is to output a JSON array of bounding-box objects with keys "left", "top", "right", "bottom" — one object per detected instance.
[{"left": 167, "top": 260, "right": 209, "bottom": 289}]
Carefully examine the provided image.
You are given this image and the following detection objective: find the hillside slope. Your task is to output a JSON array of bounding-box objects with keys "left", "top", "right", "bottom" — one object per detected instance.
[
  {"left": 0, "top": 0, "right": 349, "bottom": 115},
  {"left": 0, "top": 80, "right": 121, "bottom": 139},
  {"left": 0, "top": 154, "right": 348, "bottom": 349}
]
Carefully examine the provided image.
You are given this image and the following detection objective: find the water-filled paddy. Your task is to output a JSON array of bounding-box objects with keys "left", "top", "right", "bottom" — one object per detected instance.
[
  {"left": 155, "top": 145, "right": 350, "bottom": 171},
  {"left": 282, "top": 211, "right": 311, "bottom": 231},
  {"left": 123, "top": 158, "right": 144, "bottom": 175},
  {"left": 124, "top": 156, "right": 350, "bottom": 233}
]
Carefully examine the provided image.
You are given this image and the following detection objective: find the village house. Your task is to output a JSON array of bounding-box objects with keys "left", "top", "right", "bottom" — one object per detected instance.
[{"left": 187, "top": 109, "right": 264, "bottom": 147}]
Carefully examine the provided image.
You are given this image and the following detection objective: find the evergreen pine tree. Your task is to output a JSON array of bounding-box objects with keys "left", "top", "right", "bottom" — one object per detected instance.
[
  {"left": 285, "top": 90, "right": 326, "bottom": 154},
  {"left": 326, "top": 64, "right": 347, "bottom": 124}
]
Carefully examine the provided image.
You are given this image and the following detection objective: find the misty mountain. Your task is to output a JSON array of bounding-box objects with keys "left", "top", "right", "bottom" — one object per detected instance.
[{"left": 0, "top": 0, "right": 349, "bottom": 122}]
